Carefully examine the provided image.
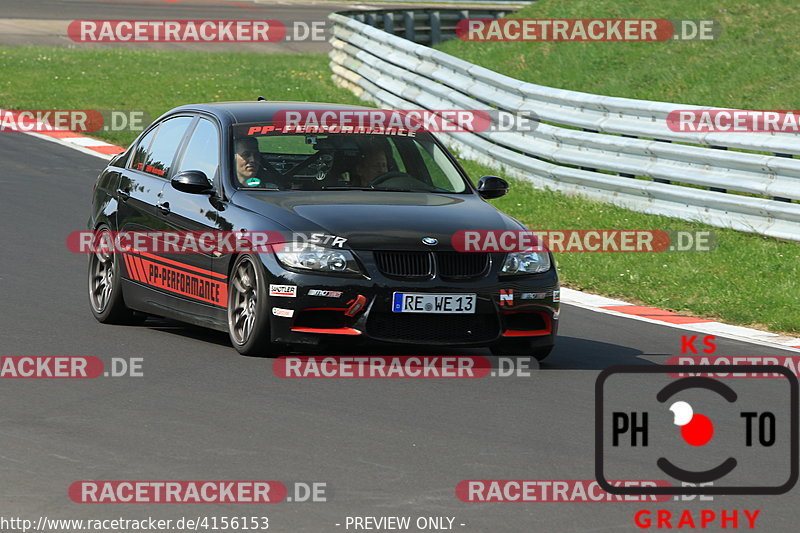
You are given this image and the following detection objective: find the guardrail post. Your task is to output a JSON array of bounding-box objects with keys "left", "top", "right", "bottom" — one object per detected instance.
[
  {"left": 365, "top": 12, "right": 377, "bottom": 27},
  {"left": 430, "top": 11, "right": 442, "bottom": 45},
  {"left": 708, "top": 145, "right": 728, "bottom": 193},
  {"left": 773, "top": 152, "right": 794, "bottom": 202},
  {"left": 404, "top": 11, "right": 415, "bottom": 42},
  {"left": 619, "top": 134, "right": 636, "bottom": 177},
  {"left": 383, "top": 13, "right": 394, "bottom": 34},
  {"left": 580, "top": 129, "right": 598, "bottom": 171},
  {"left": 652, "top": 139, "right": 672, "bottom": 183},
  {"left": 456, "top": 9, "right": 469, "bottom": 41}
]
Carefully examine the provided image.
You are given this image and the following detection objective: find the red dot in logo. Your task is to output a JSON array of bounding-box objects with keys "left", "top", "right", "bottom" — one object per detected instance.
[{"left": 681, "top": 413, "right": 714, "bottom": 446}]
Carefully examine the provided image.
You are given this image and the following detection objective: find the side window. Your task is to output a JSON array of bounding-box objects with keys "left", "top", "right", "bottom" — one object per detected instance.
[
  {"left": 140, "top": 116, "right": 193, "bottom": 178},
  {"left": 176, "top": 119, "right": 220, "bottom": 182},
  {"left": 416, "top": 142, "right": 448, "bottom": 188},
  {"left": 130, "top": 126, "right": 158, "bottom": 172},
  {"left": 407, "top": 139, "right": 462, "bottom": 190},
  {"left": 388, "top": 140, "right": 406, "bottom": 173}
]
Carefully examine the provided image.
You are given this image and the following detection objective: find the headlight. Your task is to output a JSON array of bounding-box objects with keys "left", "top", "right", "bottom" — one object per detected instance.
[
  {"left": 501, "top": 251, "right": 551, "bottom": 275},
  {"left": 274, "top": 243, "right": 362, "bottom": 275}
]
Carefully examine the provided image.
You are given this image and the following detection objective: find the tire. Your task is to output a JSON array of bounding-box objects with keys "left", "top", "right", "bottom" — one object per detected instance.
[
  {"left": 88, "top": 226, "right": 145, "bottom": 325},
  {"left": 227, "top": 254, "right": 273, "bottom": 355},
  {"left": 490, "top": 339, "right": 553, "bottom": 361}
]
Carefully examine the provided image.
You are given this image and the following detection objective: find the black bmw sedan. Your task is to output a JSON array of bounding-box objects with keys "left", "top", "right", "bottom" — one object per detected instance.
[{"left": 87, "top": 101, "right": 559, "bottom": 359}]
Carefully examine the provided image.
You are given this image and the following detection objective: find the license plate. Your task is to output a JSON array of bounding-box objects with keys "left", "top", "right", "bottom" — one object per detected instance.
[{"left": 392, "top": 293, "right": 476, "bottom": 314}]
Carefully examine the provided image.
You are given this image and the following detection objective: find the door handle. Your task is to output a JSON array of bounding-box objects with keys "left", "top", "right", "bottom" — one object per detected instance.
[
  {"left": 156, "top": 201, "right": 171, "bottom": 215},
  {"left": 116, "top": 188, "right": 130, "bottom": 201}
]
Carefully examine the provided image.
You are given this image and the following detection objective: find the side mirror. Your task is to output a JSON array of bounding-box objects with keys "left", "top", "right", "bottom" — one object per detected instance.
[
  {"left": 171, "top": 170, "right": 213, "bottom": 194},
  {"left": 477, "top": 176, "right": 509, "bottom": 200}
]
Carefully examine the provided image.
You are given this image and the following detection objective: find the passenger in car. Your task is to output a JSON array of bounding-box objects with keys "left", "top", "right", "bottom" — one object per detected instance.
[{"left": 352, "top": 142, "right": 389, "bottom": 186}]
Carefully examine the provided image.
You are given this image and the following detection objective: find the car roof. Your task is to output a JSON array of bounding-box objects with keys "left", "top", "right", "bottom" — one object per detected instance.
[{"left": 166, "top": 101, "right": 377, "bottom": 125}]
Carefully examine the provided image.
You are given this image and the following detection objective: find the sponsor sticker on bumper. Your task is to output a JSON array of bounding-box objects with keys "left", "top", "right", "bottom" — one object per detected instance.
[
  {"left": 270, "top": 284, "right": 297, "bottom": 297},
  {"left": 308, "top": 289, "right": 343, "bottom": 298}
]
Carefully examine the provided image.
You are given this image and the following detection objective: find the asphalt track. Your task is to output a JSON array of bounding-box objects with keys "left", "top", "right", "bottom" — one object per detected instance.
[
  {"left": 0, "top": 0, "right": 446, "bottom": 53},
  {"left": 2, "top": 0, "right": 800, "bottom": 529},
  {"left": 1, "top": 131, "right": 799, "bottom": 531}
]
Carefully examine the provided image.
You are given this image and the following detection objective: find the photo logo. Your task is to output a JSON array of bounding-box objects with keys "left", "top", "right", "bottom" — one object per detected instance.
[
  {"left": 654, "top": 378, "right": 738, "bottom": 483},
  {"left": 669, "top": 401, "right": 714, "bottom": 447},
  {"left": 595, "top": 365, "right": 798, "bottom": 495}
]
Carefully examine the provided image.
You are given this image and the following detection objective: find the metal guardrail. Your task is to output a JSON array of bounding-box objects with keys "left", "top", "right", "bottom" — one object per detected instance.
[
  {"left": 328, "top": 12, "right": 800, "bottom": 241},
  {"left": 352, "top": 0, "right": 529, "bottom": 5},
  {"left": 339, "top": 9, "right": 508, "bottom": 46}
]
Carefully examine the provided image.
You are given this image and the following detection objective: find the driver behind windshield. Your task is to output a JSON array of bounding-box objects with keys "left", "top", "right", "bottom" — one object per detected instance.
[{"left": 234, "top": 137, "right": 282, "bottom": 189}]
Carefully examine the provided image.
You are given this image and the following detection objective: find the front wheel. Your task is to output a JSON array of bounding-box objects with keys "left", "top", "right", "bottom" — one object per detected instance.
[{"left": 227, "top": 254, "right": 272, "bottom": 355}]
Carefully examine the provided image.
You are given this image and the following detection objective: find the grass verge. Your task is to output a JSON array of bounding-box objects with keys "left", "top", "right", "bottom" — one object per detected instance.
[
  {"left": 437, "top": 0, "right": 800, "bottom": 333},
  {"left": 437, "top": 0, "right": 800, "bottom": 108},
  {"left": 0, "top": 46, "right": 797, "bottom": 333},
  {"left": 0, "top": 47, "right": 361, "bottom": 146},
  {"left": 460, "top": 160, "right": 800, "bottom": 335}
]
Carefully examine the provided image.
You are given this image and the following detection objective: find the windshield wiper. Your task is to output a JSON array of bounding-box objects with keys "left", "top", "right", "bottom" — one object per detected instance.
[
  {"left": 320, "top": 186, "right": 375, "bottom": 191},
  {"left": 319, "top": 186, "right": 428, "bottom": 192}
]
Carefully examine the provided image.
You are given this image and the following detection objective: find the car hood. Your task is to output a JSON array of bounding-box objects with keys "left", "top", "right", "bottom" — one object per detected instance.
[{"left": 232, "top": 190, "right": 525, "bottom": 250}]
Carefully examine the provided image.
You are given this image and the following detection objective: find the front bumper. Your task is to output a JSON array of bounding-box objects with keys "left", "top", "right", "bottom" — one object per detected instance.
[{"left": 260, "top": 251, "right": 559, "bottom": 348}]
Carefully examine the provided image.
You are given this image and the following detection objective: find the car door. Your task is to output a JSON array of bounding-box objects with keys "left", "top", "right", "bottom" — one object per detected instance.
[
  {"left": 155, "top": 116, "right": 228, "bottom": 321},
  {"left": 116, "top": 123, "right": 162, "bottom": 236},
  {"left": 116, "top": 115, "right": 194, "bottom": 312}
]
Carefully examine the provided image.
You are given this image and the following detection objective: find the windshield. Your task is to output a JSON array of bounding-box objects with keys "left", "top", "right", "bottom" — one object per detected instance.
[{"left": 231, "top": 123, "right": 469, "bottom": 193}]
